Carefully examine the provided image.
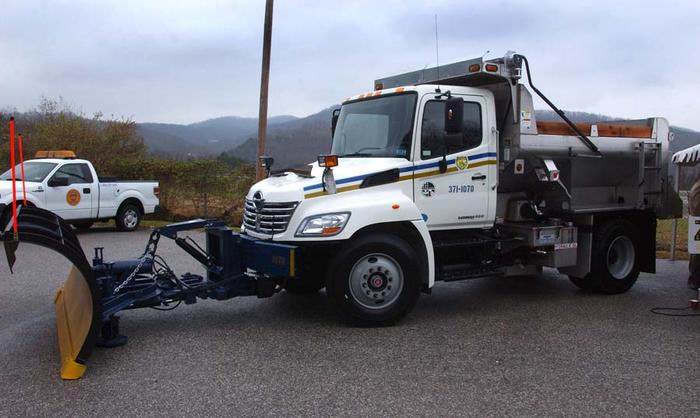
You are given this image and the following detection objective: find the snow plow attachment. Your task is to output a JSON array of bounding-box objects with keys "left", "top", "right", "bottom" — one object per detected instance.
[
  {"left": 1, "top": 205, "right": 299, "bottom": 380},
  {"left": 1, "top": 205, "right": 101, "bottom": 380}
]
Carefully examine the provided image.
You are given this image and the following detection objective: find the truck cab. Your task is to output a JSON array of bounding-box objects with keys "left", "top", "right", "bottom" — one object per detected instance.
[
  {"left": 246, "top": 85, "right": 498, "bottom": 234},
  {"left": 241, "top": 52, "right": 682, "bottom": 325}
]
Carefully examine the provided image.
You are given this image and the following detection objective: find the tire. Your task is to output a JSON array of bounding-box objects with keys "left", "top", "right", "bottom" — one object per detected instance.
[
  {"left": 72, "top": 222, "right": 94, "bottom": 231},
  {"left": 326, "top": 233, "right": 421, "bottom": 326},
  {"left": 569, "top": 219, "right": 639, "bottom": 294},
  {"left": 115, "top": 204, "right": 141, "bottom": 232}
]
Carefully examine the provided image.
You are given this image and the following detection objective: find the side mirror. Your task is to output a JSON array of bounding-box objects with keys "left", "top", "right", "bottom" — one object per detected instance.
[
  {"left": 48, "top": 177, "right": 69, "bottom": 187},
  {"left": 259, "top": 156, "right": 274, "bottom": 178},
  {"left": 444, "top": 97, "right": 464, "bottom": 134},
  {"left": 331, "top": 108, "right": 340, "bottom": 137}
]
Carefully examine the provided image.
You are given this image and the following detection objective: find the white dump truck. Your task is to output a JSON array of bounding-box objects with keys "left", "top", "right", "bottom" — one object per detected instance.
[
  {"left": 0, "top": 151, "right": 159, "bottom": 231},
  {"left": 241, "top": 51, "right": 682, "bottom": 323},
  {"left": 0, "top": 52, "right": 684, "bottom": 379}
]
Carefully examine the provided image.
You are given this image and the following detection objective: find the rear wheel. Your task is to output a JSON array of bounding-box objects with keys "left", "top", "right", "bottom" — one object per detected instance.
[
  {"left": 115, "top": 204, "right": 141, "bottom": 232},
  {"left": 326, "top": 233, "right": 420, "bottom": 326},
  {"left": 569, "top": 219, "right": 639, "bottom": 294}
]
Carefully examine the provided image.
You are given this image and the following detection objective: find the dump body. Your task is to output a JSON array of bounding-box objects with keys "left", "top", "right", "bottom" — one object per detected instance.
[{"left": 376, "top": 53, "right": 680, "bottom": 219}]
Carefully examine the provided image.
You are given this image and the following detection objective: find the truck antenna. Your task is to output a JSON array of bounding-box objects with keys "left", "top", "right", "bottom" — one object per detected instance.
[{"left": 434, "top": 14, "right": 441, "bottom": 93}]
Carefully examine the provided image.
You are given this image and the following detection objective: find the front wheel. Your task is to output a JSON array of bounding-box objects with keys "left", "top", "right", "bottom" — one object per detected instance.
[
  {"left": 569, "top": 219, "right": 639, "bottom": 294},
  {"left": 326, "top": 233, "right": 421, "bottom": 326},
  {"left": 115, "top": 204, "right": 141, "bottom": 232}
]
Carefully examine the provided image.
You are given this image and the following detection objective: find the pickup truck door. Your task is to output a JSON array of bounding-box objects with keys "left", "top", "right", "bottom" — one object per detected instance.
[
  {"left": 413, "top": 94, "right": 496, "bottom": 229},
  {"left": 44, "top": 163, "right": 96, "bottom": 220}
]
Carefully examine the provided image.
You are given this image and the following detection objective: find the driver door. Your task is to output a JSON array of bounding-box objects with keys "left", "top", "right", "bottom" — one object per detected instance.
[
  {"left": 413, "top": 94, "right": 494, "bottom": 230},
  {"left": 44, "top": 163, "right": 95, "bottom": 220}
]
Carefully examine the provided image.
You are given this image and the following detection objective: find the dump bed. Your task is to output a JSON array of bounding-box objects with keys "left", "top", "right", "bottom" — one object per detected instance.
[{"left": 377, "top": 52, "right": 682, "bottom": 219}]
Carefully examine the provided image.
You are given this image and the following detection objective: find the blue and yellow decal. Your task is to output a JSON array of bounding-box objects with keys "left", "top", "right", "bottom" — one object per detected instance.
[{"left": 303, "top": 152, "right": 497, "bottom": 199}]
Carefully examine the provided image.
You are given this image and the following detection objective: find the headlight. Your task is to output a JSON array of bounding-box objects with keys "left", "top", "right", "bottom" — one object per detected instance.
[{"left": 296, "top": 212, "right": 350, "bottom": 237}]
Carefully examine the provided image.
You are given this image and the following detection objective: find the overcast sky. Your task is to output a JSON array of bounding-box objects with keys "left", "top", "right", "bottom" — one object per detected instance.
[{"left": 1, "top": 0, "right": 699, "bottom": 129}]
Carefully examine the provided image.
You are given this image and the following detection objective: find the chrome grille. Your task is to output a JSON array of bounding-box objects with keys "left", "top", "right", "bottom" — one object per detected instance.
[{"left": 243, "top": 199, "right": 299, "bottom": 234}]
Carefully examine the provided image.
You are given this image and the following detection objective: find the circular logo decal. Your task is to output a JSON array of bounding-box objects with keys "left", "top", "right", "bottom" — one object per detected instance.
[
  {"left": 66, "top": 189, "right": 81, "bottom": 206},
  {"left": 421, "top": 182, "right": 435, "bottom": 197},
  {"left": 456, "top": 156, "right": 469, "bottom": 170}
]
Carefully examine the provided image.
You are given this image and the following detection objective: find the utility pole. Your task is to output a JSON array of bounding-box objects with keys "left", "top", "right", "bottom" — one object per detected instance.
[{"left": 256, "top": 0, "right": 274, "bottom": 181}]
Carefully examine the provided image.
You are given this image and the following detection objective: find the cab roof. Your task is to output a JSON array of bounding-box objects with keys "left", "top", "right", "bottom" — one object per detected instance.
[{"left": 26, "top": 158, "right": 90, "bottom": 165}]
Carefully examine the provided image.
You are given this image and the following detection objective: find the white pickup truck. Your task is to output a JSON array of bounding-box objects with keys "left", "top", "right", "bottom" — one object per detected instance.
[{"left": 0, "top": 154, "right": 159, "bottom": 231}]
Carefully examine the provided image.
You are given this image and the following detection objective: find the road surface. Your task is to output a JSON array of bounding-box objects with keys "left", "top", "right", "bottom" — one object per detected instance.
[{"left": 0, "top": 228, "right": 698, "bottom": 416}]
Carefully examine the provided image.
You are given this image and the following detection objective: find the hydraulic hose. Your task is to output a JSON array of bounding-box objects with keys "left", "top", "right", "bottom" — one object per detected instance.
[{"left": 515, "top": 54, "right": 602, "bottom": 156}]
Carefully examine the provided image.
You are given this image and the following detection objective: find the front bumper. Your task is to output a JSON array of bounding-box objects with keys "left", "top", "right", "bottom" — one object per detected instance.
[{"left": 206, "top": 227, "right": 297, "bottom": 281}]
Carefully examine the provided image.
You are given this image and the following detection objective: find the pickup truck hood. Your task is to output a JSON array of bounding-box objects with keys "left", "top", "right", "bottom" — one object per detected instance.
[
  {"left": 0, "top": 180, "right": 42, "bottom": 196},
  {"left": 247, "top": 158, "right": 412, "bottom": 202}
]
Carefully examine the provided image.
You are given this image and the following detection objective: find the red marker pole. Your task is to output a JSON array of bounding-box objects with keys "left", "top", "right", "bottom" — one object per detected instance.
[
  {"left": 18, "top": 134, "right": 27, "bottom": 206},
  {"left": 8, "top": 117, "right": 18, "bottom": 234}
]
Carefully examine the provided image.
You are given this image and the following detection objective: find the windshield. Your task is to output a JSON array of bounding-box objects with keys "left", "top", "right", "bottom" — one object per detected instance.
[
  {"left": 0, "top": 162, "right": 58, "bottom": 182},
  {"left": 331, "top": 93, "right": 416, "bottom": 159}
]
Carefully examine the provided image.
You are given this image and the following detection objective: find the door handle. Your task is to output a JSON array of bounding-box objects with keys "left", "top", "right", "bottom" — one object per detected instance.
[
  {"left": 471, "top": 174, "right": 487, "bottom": 181},
  {"left": 83, "top": 188, "right": 91, "bottom": 194}
]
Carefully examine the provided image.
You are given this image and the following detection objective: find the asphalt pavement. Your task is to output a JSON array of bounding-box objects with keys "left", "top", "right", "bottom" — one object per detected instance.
[{"left": 0, "top": 227, "right": 698, "bottom": 417}]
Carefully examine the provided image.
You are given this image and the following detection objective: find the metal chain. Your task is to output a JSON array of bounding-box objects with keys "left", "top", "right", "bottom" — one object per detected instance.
[
  {"left": 113, "top": 254, "right": 151, "bottom": 294},
  {"left": 113, "top": 233, "right": 159, "bottom": 294}
]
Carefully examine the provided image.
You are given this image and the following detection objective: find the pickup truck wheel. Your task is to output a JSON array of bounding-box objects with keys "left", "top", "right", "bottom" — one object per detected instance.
[
  {"left": 326, "top": 233, "right": 420, "bottom": 326},
  {"left": 116, "top": 204, "right": 141, "bottom": 232},
  {"left": 569, "top": 220, "right": 639, "bottom": 294}
]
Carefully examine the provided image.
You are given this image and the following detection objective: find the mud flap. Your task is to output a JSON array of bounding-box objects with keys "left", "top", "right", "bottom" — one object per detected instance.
[{"left": 1, "top": 206, "right": 102, "bottom": 379}]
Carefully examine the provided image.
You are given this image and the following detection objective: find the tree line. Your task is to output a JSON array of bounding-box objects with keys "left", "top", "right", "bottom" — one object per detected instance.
[{"left": 0, "top": 98, "right": 255, "bottom": 224}]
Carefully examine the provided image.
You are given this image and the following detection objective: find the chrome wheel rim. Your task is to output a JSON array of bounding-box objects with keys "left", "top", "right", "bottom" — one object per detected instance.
[
  {"left": 348, "top": 253, "right": 404, "bottom": 310},
  {"left": 607, "top": 236, "right": 634, "bottom": 279},
  {"left": 124, "top": 209, "right": 139, "bottom": 229}
]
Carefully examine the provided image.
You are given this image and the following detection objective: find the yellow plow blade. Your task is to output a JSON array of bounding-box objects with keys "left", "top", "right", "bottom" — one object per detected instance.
[
  {"left": 54, "top": 267, "right": 95, "bottom": 379},
  {"left": 2, "top": 206, "right": 103, "bottom": 380}
]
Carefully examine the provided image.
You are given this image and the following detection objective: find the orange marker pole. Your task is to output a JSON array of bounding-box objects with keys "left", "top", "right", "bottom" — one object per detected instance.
[
  {"left": 18, "top": 134, "right": 27, "bottom": 206},
  {"left": 8, "top": 117, "right": 18, "bottom": 234}
]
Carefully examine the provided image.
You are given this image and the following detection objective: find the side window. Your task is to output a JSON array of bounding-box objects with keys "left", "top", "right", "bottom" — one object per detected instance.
[
  {"left": 420, "top": 100, "right": 482, "bottom": 159},
  {"left": 51, "top": 164, "right": 93, "bottom": 185}
]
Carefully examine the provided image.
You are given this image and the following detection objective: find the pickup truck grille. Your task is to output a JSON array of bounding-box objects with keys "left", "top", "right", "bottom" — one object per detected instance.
[{"left": 243, "top": 200, "right": 299, "bottom": 235}]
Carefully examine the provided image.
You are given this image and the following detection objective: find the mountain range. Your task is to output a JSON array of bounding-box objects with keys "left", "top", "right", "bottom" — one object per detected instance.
[
  {"left": 139, "top": 108, "right": 700, "bottom": 173},
  {"left": 137, "top": 114, "right": 298, "bottom": 156}
]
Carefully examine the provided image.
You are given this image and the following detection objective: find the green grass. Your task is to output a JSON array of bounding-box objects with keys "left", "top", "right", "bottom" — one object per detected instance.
[{"left": 657, "top": 218, "right": 687, "bottom": 260}]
